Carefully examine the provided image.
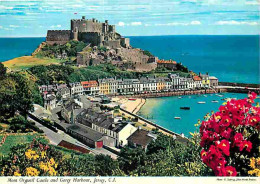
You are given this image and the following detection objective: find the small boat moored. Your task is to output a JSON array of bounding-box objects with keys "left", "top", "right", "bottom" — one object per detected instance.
[
  {"left": 180, "top": 107, "right": 190, "bottom": 110},
  {"left": 216, "top": 94, "right": 223, "bottom": 97},
  {"left": 198, "top": 101, "right": 206, "bottom": 104},
  {"left": 174, "top": 117, "right": 181, "bottom": 119},
  {"left": 211, "top": 100, "right": 219, "bottom": 103}
]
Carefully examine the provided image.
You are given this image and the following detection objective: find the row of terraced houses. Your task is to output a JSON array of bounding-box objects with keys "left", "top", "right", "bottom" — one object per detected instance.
[{"left": 39, "top": 73, "right": 218, "bottom": 99}]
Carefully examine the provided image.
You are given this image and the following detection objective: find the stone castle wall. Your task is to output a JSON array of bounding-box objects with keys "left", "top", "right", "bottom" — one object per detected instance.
[
  {"left": 46, "top": 30, "right": 71, "bottom": 45},
  {"left": 79, "top": 32, "right": 102, "bottom": 46},
  {"left": 104, "top": 40, "right": 121, "bottom": 49},
  {"left": 71, "top": 19, "right": 102, "bottom": 33}
]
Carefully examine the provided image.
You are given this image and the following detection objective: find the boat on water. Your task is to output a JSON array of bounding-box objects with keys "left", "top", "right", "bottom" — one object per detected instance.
[
  {"left": 174, "top": 117, "right": 181, "bottom": 119},
  {"left": 180, "top": 107, "right": 190, "bottom": 110},
  {"left": 198, "top": 101, "right": 206, "bottom": 104},
  {"left": 211, "top": 100, "right": 219, "bottom": 103},
  {"left": 204, "top": 95, "right": 207, "bottom": 97},
  {"left": 178, "top": 97, "right": 182, "bottom": 99},
  {"left": 216, "top": 94, "right": 223, "bottom": 97}
]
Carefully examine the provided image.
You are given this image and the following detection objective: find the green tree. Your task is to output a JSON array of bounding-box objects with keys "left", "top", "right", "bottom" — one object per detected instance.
[
  {"left": 0, "top": 63, "right": 7, "bottom": 79},
  {"left": 118, "top": 146, "right": 146, "bottom": 174},
  {"left": 94, "top": 154, "right": 121, "bottom": 176}
]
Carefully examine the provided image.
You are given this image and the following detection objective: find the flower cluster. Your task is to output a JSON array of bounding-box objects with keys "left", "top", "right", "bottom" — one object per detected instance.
[
  {"left": 25, "top": 149, "right": 40, "bottom": 160},
  {"left": 39, "top": 158, "right": 57, "bottom": 176},
  {"left": 200, "top": 92, "right": 260, "bottom": 176},
  {"left": 248, "top": 157, "right": 260, "bottom": 176},
  {"left": 0, "top": 135, "right": 7, "bottom": 147},
  {"left": 25, "top": 167, "right": 40, "bottom": 176},
  {"left": 0, "top": 139, "right": 61, "bottom": 176}
]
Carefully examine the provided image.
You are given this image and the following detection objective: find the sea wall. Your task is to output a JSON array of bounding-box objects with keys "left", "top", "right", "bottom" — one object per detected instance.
[
  {"left": 219, "top": 82, "right": 260, "bottom": 88},
  {"left": 108, "top": 89, "right": 217, "bottom": 98},
  {"left": 119, "top": 108, "right": 189, "bottom": 143}
]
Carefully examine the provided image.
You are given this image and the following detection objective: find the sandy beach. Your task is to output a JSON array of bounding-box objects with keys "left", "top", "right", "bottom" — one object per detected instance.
[{"left": 112, "top": 97, "right": 146, "bottom": 114}]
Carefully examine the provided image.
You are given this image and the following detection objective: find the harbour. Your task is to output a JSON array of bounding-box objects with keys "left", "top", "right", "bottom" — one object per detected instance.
[{"left": 136, "top": 92, "right": 260, "bottom": 137}]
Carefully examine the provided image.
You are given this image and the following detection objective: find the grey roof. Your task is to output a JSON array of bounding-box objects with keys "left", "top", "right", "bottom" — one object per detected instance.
[
  {"left": 139, "top": 77, "right": 157, "bottom": 83},
  {"left": 67, "top": 123, "right": 104, "bottom": 141},
  {"left": 98, "top": 78, "right": 117, "bottom": 83},
  {"left": 76, "top": 108, "right": 127, "bottom": 131},
  {"left": 127, "top": 129, "right": 154, "bottom": 147},
  {"left": 45, "top": 95, "right": 56, "bottom": 101},
  {"left": 111, "top": 122, "right": 128, "bottom": 133},
  {"left": 63, "top": 100, "right": 81, "bottom": 112}
]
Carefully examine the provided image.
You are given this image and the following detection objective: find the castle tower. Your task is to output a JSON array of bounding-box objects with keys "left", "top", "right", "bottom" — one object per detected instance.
[{"left": 73, "top": 27, "right": 78, "bottom": 41}]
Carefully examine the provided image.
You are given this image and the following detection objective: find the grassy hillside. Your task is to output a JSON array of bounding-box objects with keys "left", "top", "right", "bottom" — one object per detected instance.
[
  {"left": 3, "top": 56, "right": 64, "bottom": 70},
  {"left": 0, "top": 133, "right": 47, "bottom": 156}
]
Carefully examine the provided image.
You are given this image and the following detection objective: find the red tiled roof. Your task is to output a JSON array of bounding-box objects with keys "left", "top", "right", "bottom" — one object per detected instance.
[
  {"left": 193, "top": 76, "right": 202, "bottom": 81},
  {"left": 81, "top": 80, "right": 98, "bottom": 88},
  {"left": 58, "top": 140, "right": 90, "bottom": 153}
]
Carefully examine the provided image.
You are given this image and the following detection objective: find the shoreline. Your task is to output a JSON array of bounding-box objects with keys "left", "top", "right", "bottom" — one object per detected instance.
[
  {"left": 112, "top": 97, "right": 146, "bottom": 114},
  {"left": 111, "top": 87, "right": 260, "bottom": 115},
  {"left": 111, "top": 89, "right": 219, "bottom": 115}
]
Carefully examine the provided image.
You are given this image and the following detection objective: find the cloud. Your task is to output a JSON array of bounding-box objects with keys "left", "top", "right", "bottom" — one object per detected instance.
[
  {"left": 131, "top": 22, "right": 142, "bottom": 26},
  {"left": 215, "top": 20, "right": 258, "bottom": 26},
  {"left": 118, "top": 22, "right": 125, "bottom": 26},
  {"left": 4, "top": 28, "right": 14, "bottom": 31},
  {"left": 0, "top": 26, "right": 3, "bottom": 29},
  {"left": 190, "top": 21, "right": 201, "bottom": 25},
  {"left": 245, "top": 1, "right": 260, "bottom": 5},
  {"left": 50, "top": 25, "right": 62, "bottom": 28},
  {"left": 0, "top": 5, "right": 13, "bottom": 10},
  {"left": 9, "top": 25, "right": 19, "bottom": 28},
  {"left": 155, "top": 21, "right": 202, "bottom": 26}
]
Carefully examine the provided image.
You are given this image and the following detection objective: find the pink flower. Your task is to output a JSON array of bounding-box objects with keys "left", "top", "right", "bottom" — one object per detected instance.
[
  {"left": 216, "top": 139, "right": 230, "bottom": 156},
  {"left": 238, "top": 140, "right": 252, "bottom": 152},
  {"left": 220, "top": 128, "right": 232, "bottom": 139},
  {"left": 233, "top": 133, "right": 244, "bottom": 147},
  {"left": 225, "top": 166, "right": 237, "bottom": 176}
]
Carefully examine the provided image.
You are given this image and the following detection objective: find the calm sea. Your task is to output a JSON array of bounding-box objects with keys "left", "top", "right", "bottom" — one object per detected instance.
[
  {"left": 0, "top": 35, "right": 259, "bottom": 84},
  {"left": 137, "top": 93, "right": 260, "bottom": 137}
]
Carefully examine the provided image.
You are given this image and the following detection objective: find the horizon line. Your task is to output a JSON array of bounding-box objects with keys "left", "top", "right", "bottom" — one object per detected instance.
[{"left": 0, "top": 34, "right": 259, "bottom": 38}]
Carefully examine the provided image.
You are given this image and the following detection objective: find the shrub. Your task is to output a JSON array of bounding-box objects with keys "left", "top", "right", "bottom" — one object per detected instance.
[{"left": 199, "top": 92, "right": 260, "bottom": 176}]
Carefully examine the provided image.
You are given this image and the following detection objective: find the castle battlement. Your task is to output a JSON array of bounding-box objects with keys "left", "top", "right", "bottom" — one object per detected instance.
[{"left": 46, "top": 16, "right": 130, "bottom": 48}]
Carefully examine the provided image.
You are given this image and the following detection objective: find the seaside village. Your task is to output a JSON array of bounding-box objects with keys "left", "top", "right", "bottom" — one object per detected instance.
[
  {"left": 27, "top": 16, "right": 221, "bottom": 157},
  {"left": 32, "top": 71, "right": 218, "bottom": 157}
]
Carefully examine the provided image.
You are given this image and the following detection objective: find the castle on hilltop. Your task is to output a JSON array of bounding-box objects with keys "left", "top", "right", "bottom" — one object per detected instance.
[{"left": 46, "top": 16, "right": 130, "bottom": 48}]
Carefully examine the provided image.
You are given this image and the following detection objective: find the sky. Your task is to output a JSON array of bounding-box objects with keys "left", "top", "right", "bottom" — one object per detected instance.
[{"left": 0, "top": 0, "right": 259, "bottom": 37}]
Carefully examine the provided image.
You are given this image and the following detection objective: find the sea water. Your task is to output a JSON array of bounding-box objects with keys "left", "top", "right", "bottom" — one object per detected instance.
[
  {"left": 0, "top": 35, "right": 259, "bottom": 84},
  {"left": 137, "top": 93, "right": 260, "bottom": 137}
]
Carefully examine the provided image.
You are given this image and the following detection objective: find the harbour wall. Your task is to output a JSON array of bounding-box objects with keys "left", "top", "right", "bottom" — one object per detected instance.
[
  {"left": 119, "top": 108, "right": 189, "bottom": 144},
  {"left": 109, "top": 89, "right": 218, "bottom": 99},
  {"left": 219, "top": 82, "right": 260, "bottom": 88}
]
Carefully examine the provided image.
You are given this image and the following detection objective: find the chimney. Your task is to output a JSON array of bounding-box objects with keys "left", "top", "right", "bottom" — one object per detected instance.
[
  {"left": 199, "top": 72, "right": 201, "bottom": 76},
  {"left": 82, "top": 16, "right": 85, "bottom": 20}
]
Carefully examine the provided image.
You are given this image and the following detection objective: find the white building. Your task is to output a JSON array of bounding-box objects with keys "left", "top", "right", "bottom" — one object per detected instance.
[
  {"left": 140, "top": 77, "right": 157, "bottom": 92},
  {"left": 70, "top": 82, "right": 84, "bottom": 97},
  {"left": 44, "top": 94, "right": 56, "bottom": 111}
]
